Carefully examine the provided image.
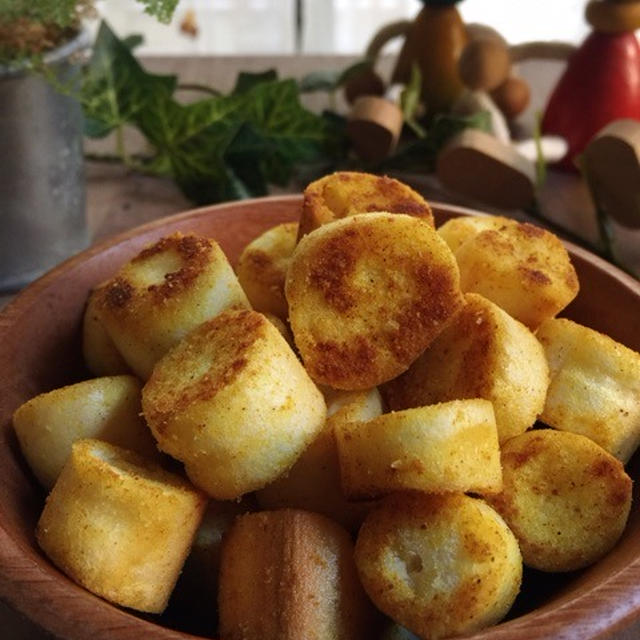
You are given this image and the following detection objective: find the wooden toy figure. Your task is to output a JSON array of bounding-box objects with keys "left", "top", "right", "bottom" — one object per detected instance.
[
  {"left": 542, "top": 0, "right": 640, "bottom": 170},
  {"left": 452, "top": 24, "right": 531, "bottom": 144},
  {"left": 391, "top": 0, "right": 468, "bottom": 116}
]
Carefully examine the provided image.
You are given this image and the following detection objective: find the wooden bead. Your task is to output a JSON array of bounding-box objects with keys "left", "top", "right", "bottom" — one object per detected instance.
[
  {"left": 586, "top": 0, "right": 640, "bottom": 33},
  {"left": 436, "top": 128, "right": 535, "bottom": 210},
  {"left": 491, "top": 75, "right": 531, "bottom": 119},
  {"left": 347, "top": 96, "right": 404, "bottom": 162},
  {"left": 344, "top": 66, "right": 385, "bottom": 105},
  {"left": 458, "top": 38, "right": 511, "bottom": 91},
  {"left": 465, "top": 22, "right": 508, "bottom": 48},
  {"left": 582, "top": 119, "right": 640, "bottom": 228}
]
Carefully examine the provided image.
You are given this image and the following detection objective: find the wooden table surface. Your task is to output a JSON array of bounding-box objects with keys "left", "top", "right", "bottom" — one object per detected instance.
[{"left": 1, "top": 53, "right": 639, "bottom": 639}]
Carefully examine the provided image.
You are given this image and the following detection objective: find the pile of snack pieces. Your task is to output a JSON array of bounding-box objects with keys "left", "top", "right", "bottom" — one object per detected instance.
[{"left": 13, "top": 172, "right": 640, "bottom": 640}]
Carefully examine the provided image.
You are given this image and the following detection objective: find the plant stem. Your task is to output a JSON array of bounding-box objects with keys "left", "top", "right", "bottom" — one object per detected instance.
[
  {"left": 85, "top": 152, "right": 155, "bottom": 165},
  {"left": 177, "top": 83, "right": 222, "bottom": 96},
  {"left": 406, "top": 118, "right": 427, "bottom": 139},
  {"left": 533, "top": 111, "right": 547, "bottom": 189},
  {"left": 578, "top": 160, "right": 618, "bottom": 265},
  {"left": 113, "top": 125, "right": 149, "bottom": 172},
  {"left": 114, "top": 125, "right": 128, "bottom": 163},
  {"left": 91, "top": 130, "right": 158, "bottom": 175}
]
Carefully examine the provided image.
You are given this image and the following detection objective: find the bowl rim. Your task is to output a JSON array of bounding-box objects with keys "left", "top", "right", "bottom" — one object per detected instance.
[
  {"left": 1, "top": 194, "right": 639, "bottom": 640},
  {"left": 3, "top": 194, "right": 639, "bottom": 316}
]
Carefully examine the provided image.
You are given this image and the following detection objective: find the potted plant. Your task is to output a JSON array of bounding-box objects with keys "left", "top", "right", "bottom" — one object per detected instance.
[{"left": 0, "top": 1, "right": 177, "bottom": 293}]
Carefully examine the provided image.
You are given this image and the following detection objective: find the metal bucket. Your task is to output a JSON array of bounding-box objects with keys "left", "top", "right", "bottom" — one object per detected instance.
[{"left": 0, "top": 31, "right": 90, "bottom": 293}]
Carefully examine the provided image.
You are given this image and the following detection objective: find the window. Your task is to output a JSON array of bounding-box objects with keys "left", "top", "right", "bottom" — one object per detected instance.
[{"left": 95, "top": 0, "right": 598, "bottom": 55}]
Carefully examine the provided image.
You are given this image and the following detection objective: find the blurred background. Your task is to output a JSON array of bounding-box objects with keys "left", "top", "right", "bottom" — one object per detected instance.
[{"left": 94, "top": 0, "right": 591, "bottom": 55}]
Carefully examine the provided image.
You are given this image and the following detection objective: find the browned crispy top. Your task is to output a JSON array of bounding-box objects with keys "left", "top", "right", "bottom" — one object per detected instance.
[
  {"left": 143, "top": 308, "right": 265, "bottom": 432},
  {"left": 287, "top": 213, "right": 463, "bottom": 389},
  {"left": 298, "top": 171, "right": 434, "bottom": 239},
  {"left": 136, "top": 233, "right": 214, "bottom": 302},
  {"left": 97, "top": 232, "right": 216, "bottom": 318}
]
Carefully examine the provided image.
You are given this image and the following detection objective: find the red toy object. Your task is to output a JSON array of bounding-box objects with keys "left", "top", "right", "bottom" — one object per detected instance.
[{"left": 542, "top": 12, "right": 640, "bottom": 171}]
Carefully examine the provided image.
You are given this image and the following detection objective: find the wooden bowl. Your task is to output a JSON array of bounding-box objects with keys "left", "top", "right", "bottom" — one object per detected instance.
[{"left": 0, "top": 196, "right": 639, "bottom": 640}]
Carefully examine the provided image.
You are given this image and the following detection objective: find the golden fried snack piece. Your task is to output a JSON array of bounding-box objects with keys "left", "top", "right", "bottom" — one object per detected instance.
[
  {"left": 36, "top": 439, "right": 207, "bottom": 613},
  {"left": 537, "top": 318, "right": 640, "bottom": 462},
  {"left": 236, "top": 222, "right": 298, "bottom": 319},
  {"left": 450, "top": 216, "right": 579, "bottom": 329},
  {"left": 355, "top": 492, "right": 522, "bottom": 640},
  {"left": 383, "top": 293, "right": 549, "bottom": 443},
  {"left": 218, "top": 509, "right": 376, "bottom": 640},
  {"left": 256, "top": 387, "right": 383, "bottom": 530},
  {"left": 93, "top": 232, "right": 250, "bottom": 379},
  {"left": 486, "top": 429, "right": 632, "bottom": 572},
  {"left": 142, "top": 308, "right": 326, "bottom": 500},
  {"left": 336, "top": 399, "right": 502, "bottom": 499},
  {"left": 437, "top": 214, "right": 511, "bottom": 253},
  {"left": 82, "top": 283, "right": 130, "bottom": 376},
  {"left": 13, "top": 375, "right": 158, "bottom": 489},
  {"left": 299, "top": 171, "right": 434, "bottom": 239},
  {"left": 286, "top": 213, "right": 464, "bottom": 390}
]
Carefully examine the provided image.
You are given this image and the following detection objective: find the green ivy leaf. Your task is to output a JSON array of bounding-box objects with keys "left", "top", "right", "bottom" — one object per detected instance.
[
  {"left": 135, "top": 93, "right": 247, "bottom": 201},
  {"left": 82, "top": 21, "right": 176, "bottom": 138},
  {"left": 121, "top": 34, "right": 145, "bottom": 51},
  {"left": 298, "top": 60, "right": 371, "bottom": 93},
  {"left": 298, "top": 69, "right": 343, "bottom": 94},
  {"left": 224, "top": 124, "right": 272, "bottom": 195},
  {"left": 80, "top": 23, "right": 348, "bottom": 204},
  {"left": 232, "top": 69, "right": 278, "bottom": 94},
  {"left": 233, "top": 79, "right": 344, "bottom": 186}
]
